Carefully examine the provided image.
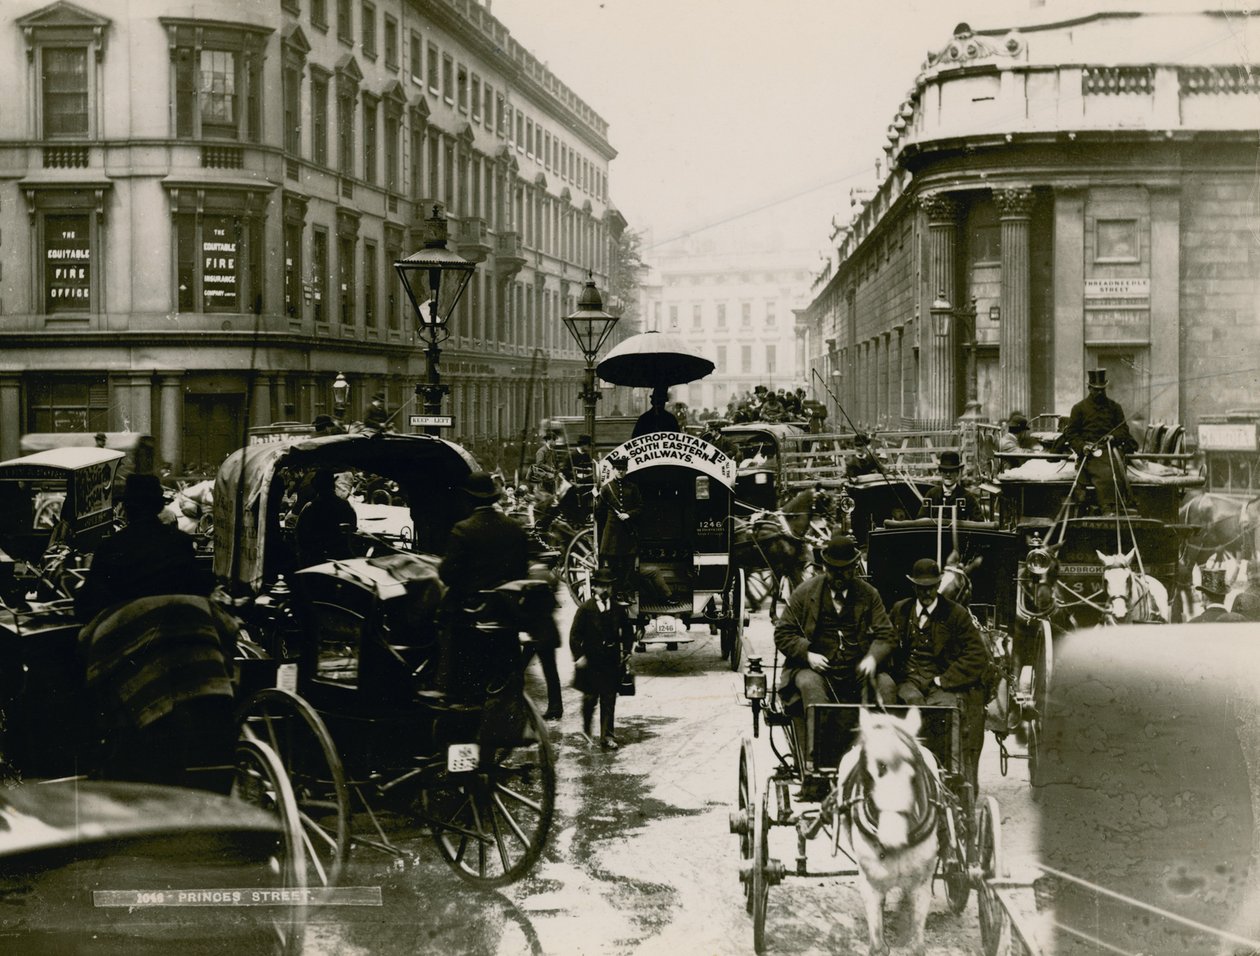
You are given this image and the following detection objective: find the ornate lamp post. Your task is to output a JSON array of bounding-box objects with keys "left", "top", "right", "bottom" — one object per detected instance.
[
  {"left": 562, "top": 273, "right": 619, "bottom": 450},
  {"left": 332, "top": 371, "right": 350, "bottom": 423},
  {"left": 395, "top": 207, "right": 476, "bottom": 436}
]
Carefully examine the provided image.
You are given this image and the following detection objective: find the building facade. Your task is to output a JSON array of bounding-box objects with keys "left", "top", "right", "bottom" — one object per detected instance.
[
  {"left": 798, "top": 9, "right": 1260, "bottom": 435},
  {"left": 0, "top": 0, "right": 622, "bottom": 469},
  {"left": 638, "top": 221, "right": 819, "bottom": 417}
]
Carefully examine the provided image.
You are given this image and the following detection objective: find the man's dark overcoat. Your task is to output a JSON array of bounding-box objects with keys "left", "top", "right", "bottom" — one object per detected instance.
[
  {"left": 439, "top": 505, "right": 530, "bottom": 606},
  {"left": 887, "top": 595, "right": 988, "bottom": 693},
  {"left": 568, "top": 596, "right": 631, "bottom": 696},
  {"left": 595, "top": 476, "right": 643, "bottom": 558}
]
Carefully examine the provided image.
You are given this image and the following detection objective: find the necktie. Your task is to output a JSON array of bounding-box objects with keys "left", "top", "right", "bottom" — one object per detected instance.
[{"left": 918, "top": 608, "right": 930, "bottom": 631}]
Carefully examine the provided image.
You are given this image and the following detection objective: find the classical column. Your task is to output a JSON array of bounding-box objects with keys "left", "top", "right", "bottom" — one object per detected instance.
[
  {"left": 250, "top": 372, "right": 274, "bottom": 428},
  {"left": 921, "top": 192, "right": 960, "bottom": 426},
  {"left": 121, "top": 371, "right": 154, "bottom": 435},
  {"left": 996, "top": 187, "right": 1034, "bottom": 417},
  {"left": 0, "top": 373, "right": 21, "bottom": 460},
  {"left": 156, "top": 372, "right": 184, "bottom": 472}
]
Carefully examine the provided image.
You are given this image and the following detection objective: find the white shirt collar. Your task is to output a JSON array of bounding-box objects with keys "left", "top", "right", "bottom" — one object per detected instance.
[{"left": 918, "top": 598, "right": 938, "bottom": 617}]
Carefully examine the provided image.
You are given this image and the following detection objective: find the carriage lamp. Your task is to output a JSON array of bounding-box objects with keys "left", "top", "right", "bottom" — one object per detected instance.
[
  {"left": 931, "top": 292, "right": 953, "bottom": 339},
  {"left": 1026, "top": 547, "right": 1054, "bottom": 576},
  {"left": 838, "top": 494, "right": 856, "bottom": 515},
  {"left": 332, "top": 372, "right": 350, "bottom": 420},
  {"left": 743, "top": 657, "right": 768, "bottom": 701},
  {"left": 395, "top": 206, "right": 477, "bottom": 435}
]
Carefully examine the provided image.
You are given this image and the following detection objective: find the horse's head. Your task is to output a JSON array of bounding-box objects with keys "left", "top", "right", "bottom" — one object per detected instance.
[
  {"left": 1097, "top": 548, "right": 1137, "bottom": 619},
  {"left": 856, "top": 707, "right": 928, "bottom": 849},
  {"left": 939, "top": 552, "right": 982, "bottom": 604}
]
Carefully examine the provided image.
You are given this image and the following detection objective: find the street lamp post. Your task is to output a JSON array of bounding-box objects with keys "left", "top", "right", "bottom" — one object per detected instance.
[
  {"left": 394, "top": 207, "right": 476, "bottom": 436},
  {"left": 562, "top": 273, "right": 619, "bottom": 451}
]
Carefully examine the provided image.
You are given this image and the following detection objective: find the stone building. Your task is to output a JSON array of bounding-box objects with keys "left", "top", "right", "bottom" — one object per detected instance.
[
  {"left": 797, "top": 8, "right": 1260, "bottom": 434},
  {"left": 0, "top": 0, "right": 622, "bottom": 469}
]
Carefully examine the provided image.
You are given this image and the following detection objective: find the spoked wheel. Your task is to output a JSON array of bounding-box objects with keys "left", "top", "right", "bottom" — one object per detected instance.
[
  {"left": 237, "top": 688, "right": 350, "bottom": 889},
  {"left": 976, "top": 796, "right": 1013, "bottom": 956},
  {"left": 562, "top": 527, "right": 598, "bottom": 602},
  {"left": 232, "top": 737, "right": 308, "bottom": 956},
  {"left": 1027, "top": 717, "right": 1043, "bottom": 791},
  {"left": 422, "top": 697, "right": 556, "bottom": 887},
  {"left": 735, "top": 738, "right": 757, "bottom": 914},
  {"left": 751, "top": 789, "right": 771, "bottom": 953},
  {"left": 942, "top": 801, "right": 972, "bottom": 914},
  {"left": 1033, "top": 618, "right": 1053, "bottom": 721},
  {"left": 721, "top": 569, "right": 746, "bottom": 672}
]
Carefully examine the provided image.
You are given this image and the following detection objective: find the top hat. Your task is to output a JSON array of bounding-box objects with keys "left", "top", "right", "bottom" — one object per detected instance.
[
  {"left": 854, "top": 432, "right": 871, "bottom": 448},
  {"left": 462, "top": 471, "right": 502, "bottom": 500},
  {"left": 577, "top": 434, "right": 593, "bottom": 446},
  {"left": 590, "top": 568, "right": 616, "bottom": 587},
  {"left": 122, "top": 473, "right": 165, "bottom": 511},
  {"left": 937, "top": 450, "right": 963, "bottom": 472},
  {"left": 907, "top": 557, "right": 943, "bottom": 587},
  {"left": 821, "top": 532, "right": 861, "bottom": 568},
  {"left": 1007, "top": 413, "right": 1030, "bottom": 433},
  {"left": 1087, "top": 369, "right": 1108, "bottom": 389},
  {"left": 1197, "top": 567, "right": 1230, "bottom": 598}
]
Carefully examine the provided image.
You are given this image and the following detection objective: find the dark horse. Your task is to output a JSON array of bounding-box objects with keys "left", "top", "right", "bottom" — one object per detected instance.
[{"left": 732, "top": 487, "right": 830, "bottom": 620}]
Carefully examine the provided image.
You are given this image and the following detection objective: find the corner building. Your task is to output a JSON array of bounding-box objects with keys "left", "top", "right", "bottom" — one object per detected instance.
[
  {"left": 0, "top": 0, "right": 622, "bottom": 468},
  {"left": 798, "top": 9, "right": 1260, "bottom": 433}
]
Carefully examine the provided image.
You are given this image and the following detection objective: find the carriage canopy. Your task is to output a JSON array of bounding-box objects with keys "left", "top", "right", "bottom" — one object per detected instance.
[{"left": 212, "top": 432, "right": 478, "bottom": 595}]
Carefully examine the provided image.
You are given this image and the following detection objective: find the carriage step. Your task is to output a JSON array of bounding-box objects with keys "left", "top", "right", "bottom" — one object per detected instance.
[{"left": 639, "top": 602, "right": 692, "bottom": 615}]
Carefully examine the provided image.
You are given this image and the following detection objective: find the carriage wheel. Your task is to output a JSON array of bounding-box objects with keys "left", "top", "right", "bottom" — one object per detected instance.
[
  {"left": 942, "top": 799, "right": 972, "bottom": 914},
  {"left": 237, "top": 688, "right": 350, "bottom": 889},
  {"left": 1026, "top": 718, "right": 1043, "bottom": 792},
  {"left": 976, "top": 796, "right": 1013, "bottom": 956},
  {"left": 721, "top": 569, "right": 746, "bottom": 672},
  {"left": 232, "top": 737, "right": 308, "bottom": 956},
  {"left": 1033, "top": 619, "right": 1053, "bottom": 722},
  {"left": 751, "top": 789, "right": 771, "bottom": 953},
  {"left": 735, "top": 737, "right": 757, "bottom": 914},
  {"left": 562, "top": 527, "right": 598, "bottom": 602},
  {"left": 422, "top": 697, "right": 556, "bottom": 888}
]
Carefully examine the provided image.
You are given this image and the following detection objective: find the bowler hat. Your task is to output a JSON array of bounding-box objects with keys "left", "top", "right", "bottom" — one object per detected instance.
[
  {"left": 122, "top": 473, "right": 165, "bottom": 511},
  {"left": 462, "top": 471, "right": 502, "bottom": 500},
  {"left": 577, "top": 434, "right": 592, "bottom": 446},
  {"left": 1197, "top": 567, "right": 1230, "bottom": 598},
  {"left": 1087, "top": 368, "right": 1108, "bottom": 389},
  {"left": 937, "top": 450, "right": 963, "bottom": 472},
  {"left": 1007, "top": 413, "right": 1030, "bottom": 433},
  {"left": 854, "top": 432, "right": 871, "bottom": 448},
  {"left": 371, "top": 392, "right": 385, "bottom": 403},
  {"left": 821, "top": 532, "right": 861, "bottom": 568},
  {"left": 906, "top": 557, "right": 943, "bottom": 587},
  {"left": 312, "top": 414, "right": 335, "bottom": 430}
]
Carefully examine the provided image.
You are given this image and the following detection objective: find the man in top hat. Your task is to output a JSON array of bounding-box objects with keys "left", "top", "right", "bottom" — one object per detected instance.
[
  {"left": 595, "top": 455, "right": 642, "bottom": 592},
  {"left": 918, "top": 450, "right": 985, "bottom": 521},
  {"left": 774, "top": 531, "right": 897, "bottom": 801},
  {"left": 887, "top": 557, "right": 990, "bottom": 792},
  {"left": 365, "top": 392, "right": 390, "bottom": 429},
  {"left": 76, "top": 473, "right": 203, "bottom": 622},
  {"left": 632, "top": 386, "right": 681, "bottom": 438},
  {"left": 1190, "top": 567, "right": 1245, "bottom": 623},
  {"left": 566, "top": 433, "right": 597, "bottom": 517},
  {"left": 1062, "top": 369, "right": 1137, "bottom": 514}
]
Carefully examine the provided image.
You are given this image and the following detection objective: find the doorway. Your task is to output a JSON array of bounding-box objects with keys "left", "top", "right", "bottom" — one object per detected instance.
[{"left": 183, "top": 393, "right": 244, "bottom": 475}]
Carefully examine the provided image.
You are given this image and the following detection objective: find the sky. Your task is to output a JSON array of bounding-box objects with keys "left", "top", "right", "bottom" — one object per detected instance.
[{"left": 490, "top": 0, "right": 1043, "bottom": 257}]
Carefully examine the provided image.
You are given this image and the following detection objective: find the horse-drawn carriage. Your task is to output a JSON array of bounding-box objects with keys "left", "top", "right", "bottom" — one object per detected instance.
[
  {"left": 562, "top": 431, "right": 748, "bottom": 669},
  {"left": 211, "top": 431, "right": 557, "bottom": 887}
]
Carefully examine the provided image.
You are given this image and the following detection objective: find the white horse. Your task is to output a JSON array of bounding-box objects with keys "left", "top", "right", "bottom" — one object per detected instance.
[
  {"left": 1097, "top": 548, "right": 1170, "bottom": 623},
  {"left": 836, "top": 707, "right": 942, "bottom": 956}
]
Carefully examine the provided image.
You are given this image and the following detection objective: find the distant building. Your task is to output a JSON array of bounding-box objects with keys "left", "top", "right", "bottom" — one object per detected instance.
[
  {"left": 798, "top": 9, "right": 1260, "bottom": 432},
  {"left": 0, "top": 0, "right": 622, "bottom": 467}
]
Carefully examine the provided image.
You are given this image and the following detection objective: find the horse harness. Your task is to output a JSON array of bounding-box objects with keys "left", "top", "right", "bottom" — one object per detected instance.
[{"left": 828, "top": 724, "right": 945, "bottom": 852}]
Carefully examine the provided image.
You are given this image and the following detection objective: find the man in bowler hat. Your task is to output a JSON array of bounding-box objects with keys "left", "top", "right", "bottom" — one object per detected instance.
[
  {"left": 888, "top": 557, "right": 990, "bottom": 792},
  {"left": 918, "top": 450, "right": 984, "bottom": 521},
  {"left": 569, "top": 568, "right": 634, "bottom": 750},
  {"left": 1062, "top": 369, "right": 1137, "bottom": 514},
  {"left": 773, "top": 531, "right": 896, "bottom": 800}
]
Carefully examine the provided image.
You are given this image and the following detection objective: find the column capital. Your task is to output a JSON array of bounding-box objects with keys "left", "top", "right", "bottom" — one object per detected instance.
[
  {"left": 919, "top": 192, "right": 961, "bottom": 224},
  {"left": 994, "top": 186, "right": 1035, "bottom": 219}
]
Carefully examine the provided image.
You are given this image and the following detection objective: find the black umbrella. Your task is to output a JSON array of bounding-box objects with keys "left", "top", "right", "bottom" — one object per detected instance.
[{"left": 596, "top": 330, "right": 716, "bottom": 388}]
